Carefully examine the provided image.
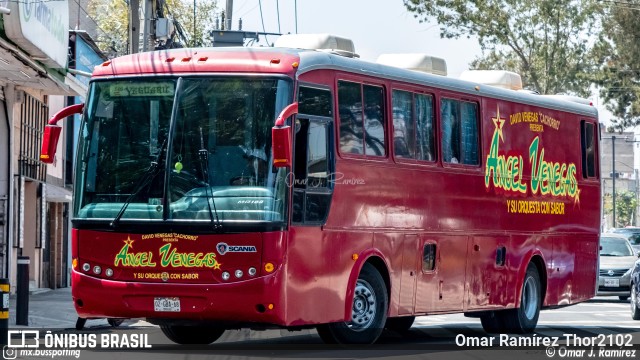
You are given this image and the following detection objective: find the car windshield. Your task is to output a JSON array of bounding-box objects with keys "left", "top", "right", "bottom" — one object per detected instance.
[
  {"left": 611, "top": 228, "right": 640, "bottom": 245},
  {"left": 600, "top": 237, "right": 634, "bottom": 256},
  {"left": 74, "top": 77, "right": 292, "bottom": 225}
]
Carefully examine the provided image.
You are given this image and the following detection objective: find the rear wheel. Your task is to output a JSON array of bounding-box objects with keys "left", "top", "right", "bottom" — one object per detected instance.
[
  {"left": 160, "top": 325, "right": 225, "bottom": 344},
  {"left": 502, "top": 263, "right": 541, "bottom": 334},
  {"left": 631, "top": 284, "right": 640, "bottom": 320},
  {"left": 480, "top": 311, "right": 504, "bottom": 333},
  {"left": 385, "top": 316, "right": 415, "bottom": 333},
  {"left": 107, "top": 319, "right": 124, "bottom": 327},
  {"left": 316, "top": 263, "right": 388, "bottom": 344}
]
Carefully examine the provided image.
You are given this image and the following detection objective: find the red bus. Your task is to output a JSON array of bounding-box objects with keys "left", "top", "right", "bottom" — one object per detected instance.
[{"left": 41, "top": 34, "right": 600, "bottom": 345}]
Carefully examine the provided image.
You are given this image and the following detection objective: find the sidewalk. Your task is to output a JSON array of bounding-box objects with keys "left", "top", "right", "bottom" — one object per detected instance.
[{"left": 8, "top": 287, "right": 78, "bottom": 329}]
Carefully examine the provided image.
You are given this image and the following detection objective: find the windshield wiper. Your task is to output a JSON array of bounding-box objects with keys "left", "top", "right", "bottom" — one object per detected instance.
[
  {"left": 197, "top": 126, "right": 221, "bottom": 229},
  {"left": 110, "top": 140, "right": 167, "bottom": 228}
]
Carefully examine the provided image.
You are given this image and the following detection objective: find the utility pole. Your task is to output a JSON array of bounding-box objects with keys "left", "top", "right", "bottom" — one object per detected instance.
[
  {"left": 226, "top": 0, "right": 233, "bottom": 31},
  {"left": 142, "top": 0, "right": 156, "bottom": 51},
  {"left": 129, "top": 0, "right": 140, "bottom": 54},
  {"left": 613, "top": 136, "right": 617, "bottom": 228}
]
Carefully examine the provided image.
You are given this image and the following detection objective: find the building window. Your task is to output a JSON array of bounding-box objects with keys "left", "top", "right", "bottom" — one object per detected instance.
[{"left": 19, "top": 93, "right": 48, "bottom": 181}]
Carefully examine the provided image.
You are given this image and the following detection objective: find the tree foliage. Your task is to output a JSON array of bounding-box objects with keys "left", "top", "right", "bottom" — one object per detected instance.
[
  {"left": 595, "top": 2, "right": 640, "bottom": 131},
  {"left": 89, "top": 0, "right": 218, "bottom": 57},
  {"left": 403, "top": 0, "right": 604, "bottom": 96},
  {"left": 604, "top": 190, "right": 638, "bottom": 228}
]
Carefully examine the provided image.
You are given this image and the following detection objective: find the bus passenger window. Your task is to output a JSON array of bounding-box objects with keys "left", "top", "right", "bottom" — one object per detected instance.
[
  {"left": 460, "top": 102, "right": 479, "bottom": 165},
  {"left": 392, "top": 90, "right": 414, "bottom": 158},
  {"left": 415, "top": 94, "right": 435, "bottom": 161},
  {"left": 580, "top": 120, "right": 597, "bottom": 178},
  {"left": 363, "top": 85, "right": 386, "bottom": 156},
  {"left": 338, "top": 81, "right": 364, "bottom": 155},
  {"left": 338, "top": 81, "right": 386, "bottom": 157},
  {"left": 299, "top": 86, "right": 332, "bottom": 117},
  {"left": 441, "top": 98, "right": 479, "bottom": 165},
  {"left": 441, "top": 99, "right": 460, "bottom": 163}
]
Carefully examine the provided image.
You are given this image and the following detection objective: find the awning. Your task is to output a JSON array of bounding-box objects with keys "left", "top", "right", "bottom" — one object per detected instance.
[{"left": 45, "top": 184, "right": 72, "bottom": 202}]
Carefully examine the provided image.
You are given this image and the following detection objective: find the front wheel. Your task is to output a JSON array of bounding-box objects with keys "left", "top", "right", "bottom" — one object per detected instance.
[
  {"left": 316, "top": 263, "right": 388, "bottom": 344},
  {"left": 385, "top": 316, "right": 415, "bottom": 333},
  {"left": 631, "top": 284, "right": 640, "bottom": 320},
  {"left": 160, "top": 325, "right": 225, "bottom": 345},
  {"left": 502, "top": 263, "right": 541, "bottom": 334}
]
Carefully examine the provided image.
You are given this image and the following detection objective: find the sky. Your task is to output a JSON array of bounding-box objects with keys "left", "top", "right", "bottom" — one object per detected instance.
[{"left": 229, "top": 0, "right": 612, "bottom": 124}]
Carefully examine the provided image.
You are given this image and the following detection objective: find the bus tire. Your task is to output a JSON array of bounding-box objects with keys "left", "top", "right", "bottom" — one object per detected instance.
[
  {"left": 160, "top": 325, "right": 225, "bottom": 345},
  {"left": 480, "top": 311, "right": 504, "bottom": 333},
  {"left": 107, "top": 319, "right": 124, "bottom": 327},
  {"left": 503, "top": 263, "right": 541, "bottom": 334},
  {"left": 316, "top": 263, "right": 388, "bottom": 344},
  {"left": 385, "top": 316, "right": 415, "bottom": 333}
]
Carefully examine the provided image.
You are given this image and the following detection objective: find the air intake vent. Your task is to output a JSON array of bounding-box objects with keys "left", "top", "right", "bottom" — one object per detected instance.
[
  {"left": 376, "top": 54, "right": 447, "bottom": 76},
  {"left": 274, "top": 34, "right": 358, "bottom": 58}
]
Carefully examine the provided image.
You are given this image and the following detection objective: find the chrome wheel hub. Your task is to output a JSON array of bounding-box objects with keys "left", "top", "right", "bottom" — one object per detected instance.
[{"left": 349, "top": 279, "right": 376, "bottom": 331}]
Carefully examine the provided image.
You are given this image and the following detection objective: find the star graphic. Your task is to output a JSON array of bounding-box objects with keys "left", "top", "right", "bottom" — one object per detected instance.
[
  {"left": 213, "top": 262, "right": 221, "bottom": 270},
  {"left": 573, "top": 188, "right": 581, "bottom": 208},
  {"left": 124, "top": 236, "right": 134, "bottom": 249},
  {"left": 492, "top": 107, "right": 506, "bottom": 142}
]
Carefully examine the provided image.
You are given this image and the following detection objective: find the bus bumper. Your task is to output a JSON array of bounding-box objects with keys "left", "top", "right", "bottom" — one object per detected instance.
[{"left": 71, "top": 269, "right": 287, "bottom": 326}]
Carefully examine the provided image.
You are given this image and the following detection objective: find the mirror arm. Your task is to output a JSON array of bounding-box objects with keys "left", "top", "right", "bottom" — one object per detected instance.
[
  {"left": 48, "top": 103, "right": 84, "bottom": 125},
  {"left": 274, "top": 103, "right": 298, "bottom": 127}
]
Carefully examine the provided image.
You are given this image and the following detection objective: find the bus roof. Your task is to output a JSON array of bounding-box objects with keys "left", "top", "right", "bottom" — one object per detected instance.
[{"left": 93, "top": 46, "right": 598, "bottom": 119}]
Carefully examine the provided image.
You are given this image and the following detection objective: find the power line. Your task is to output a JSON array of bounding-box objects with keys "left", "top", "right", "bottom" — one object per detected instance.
[
  {"left": 276, "top": 0, "right": 281, "bottom": 33},
  {"left": 257, "top": 0, "right": 271, "bottom": 46}
]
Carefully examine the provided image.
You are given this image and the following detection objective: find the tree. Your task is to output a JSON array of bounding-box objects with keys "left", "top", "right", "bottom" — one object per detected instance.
[
  {"left": 604, "top": 190, "right": 638, "bottom": 228},
  {"left": 89, "top": 0, "right": 218, "bottom": 56},
  {"left": 403, "top": 0, "right": 604, "bottom": 96},
  {"left": 595, "top": 2, "right": 640, "bottom": 131}
]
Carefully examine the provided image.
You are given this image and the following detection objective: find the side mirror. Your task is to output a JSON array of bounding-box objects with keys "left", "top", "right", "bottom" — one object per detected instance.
[
  {"left": 272, "top": 102, "right": 298, "bottom": 168},
  {"left": 39, "top": 103, "right": 84, "bottom": 164}
]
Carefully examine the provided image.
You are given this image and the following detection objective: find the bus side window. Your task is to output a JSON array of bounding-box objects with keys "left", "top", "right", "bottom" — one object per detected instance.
[
  {"left": 441, "top": 98, "right": 479, "bottom": 165},
  {"left": 338, "top": 81, "right": 387, "bottom": 157},
  {"left": 580, "top": 120, "right": 597, "bottom": 178}
]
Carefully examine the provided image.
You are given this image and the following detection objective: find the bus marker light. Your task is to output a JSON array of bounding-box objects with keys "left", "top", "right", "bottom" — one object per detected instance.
[
  {"left": 352, "top": 254, "right": 358, "bottom": 261},
  {"left": 270, "top": 59, "right": 281, "bottom": 64},
  {"left": 82, "top": 263, "right": 90, "bottom": 272},
  {"left": 72, "top": 258, "right": 78, "bottom": 269},
  {"left": 267, "top": 304, "right": 274, "bottom": 310},
  {"left": 264, "top": 263, "right": 275, "bottom": 273},
  {"left": 198, "top": 57, "right": 208, "bottom": 62},
  {"left": 292, "top": 62, "right": 299, "bottom": 68},
  {"left": 181, "top": 57, "right": 191, "bottom": 62},
  {"left": 101, "top": 61, "right": 111, "bottom": 66},
  {"left": 166, "top": 57, "right": 175, "bottom": 63}
]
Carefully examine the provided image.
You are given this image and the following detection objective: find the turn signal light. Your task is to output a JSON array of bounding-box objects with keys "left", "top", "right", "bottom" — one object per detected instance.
[{"left": 264, "top": 263, "right": 275, "bottom": 273}]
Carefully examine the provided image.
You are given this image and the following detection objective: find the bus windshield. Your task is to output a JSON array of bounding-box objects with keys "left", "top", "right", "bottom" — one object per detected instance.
[{"left": 74, "top": 77, "right": 292, "bottom": 226}]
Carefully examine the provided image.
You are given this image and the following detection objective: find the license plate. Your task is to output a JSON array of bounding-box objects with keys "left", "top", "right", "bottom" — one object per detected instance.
[
  {"left": 154, "top": 297, "right": 180, "bottom": 312},
  {"left": 604, "top": 278, "right": 620, "bottom": 287}
]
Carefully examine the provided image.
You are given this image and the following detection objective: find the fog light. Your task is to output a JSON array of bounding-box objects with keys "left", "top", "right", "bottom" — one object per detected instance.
[
  {"left": 248, "top": 267, "right": 257, "bottom": 276},
  {"left": 105, "top": 268, "right": 114, "bottom": 277},
  {"left": 82, "top": 263, "right": 90, "bottom": 272},
  {"left": 235, "top": 270, "right": 243, "bottom": 278},
  {"left": 221, "top": 272, "right": 230, "bottom": 281},
  {"left": 93, "top": 266, "right": 102, "bottom": 275}
]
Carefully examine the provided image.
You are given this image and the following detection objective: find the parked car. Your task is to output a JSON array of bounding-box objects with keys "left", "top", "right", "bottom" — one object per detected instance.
[
  {"left": 610, "top": 227, "right": 640, "bottom": 253},
  {"left": 598, "top": 234, "right": 636, "bottom": 300},
  {"left": 630, "top": 259, "right": 640, "bottom": 320}
]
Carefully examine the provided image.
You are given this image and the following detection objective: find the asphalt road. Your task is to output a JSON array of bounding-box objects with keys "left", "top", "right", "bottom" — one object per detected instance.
[{"left": 41, "top": 296, "right": 638, "bottom": 360}]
